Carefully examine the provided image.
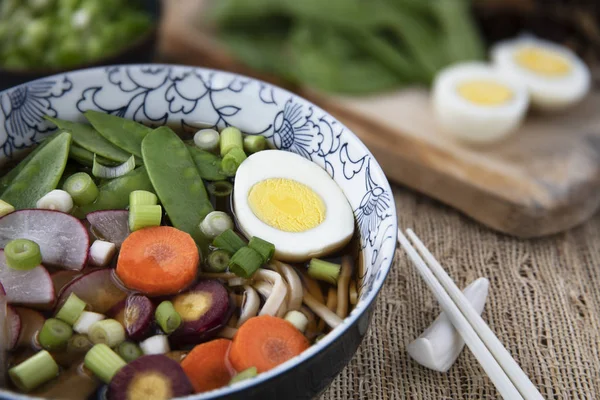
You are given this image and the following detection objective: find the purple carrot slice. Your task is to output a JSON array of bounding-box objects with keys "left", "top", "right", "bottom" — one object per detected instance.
[
  {"left": 107, "top": 355, "right": 193, "bottom": 400},
  {"left": 13, "top": 307, "right": 45, "bottom": 349},
  {"left": 58, "top": 269, "right": 127, "bottom": 314},
  {"left": 109, "top": 294, "right": 154, "bottom": 340},
  {"left": 87, "top": 210, "right": 130, "bottom": 247},
  {"left": 0, "top": 209, "right": 89, "bottom": 270},
  {"left": 0, "top": 250, "right": 54, "bottom": 308}
]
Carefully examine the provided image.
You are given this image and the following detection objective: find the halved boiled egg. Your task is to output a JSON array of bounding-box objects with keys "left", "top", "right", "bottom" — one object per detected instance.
[
  {"left": 233, "top": 150, "right": 354, "bottom": 262},
  {"left": 491, "top": 37, "right": 591, "bottom": 110},
  {"left": 432, "top": 62, "right": 529, "bottom": 143}
]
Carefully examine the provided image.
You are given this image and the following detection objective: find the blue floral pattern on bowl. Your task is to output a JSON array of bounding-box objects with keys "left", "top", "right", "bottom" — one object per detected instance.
[{"left": 0, "top": 65, "right": 397, "bottom": 399}]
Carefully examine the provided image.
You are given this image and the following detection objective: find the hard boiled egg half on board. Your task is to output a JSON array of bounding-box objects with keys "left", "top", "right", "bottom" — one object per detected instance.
[
  {"left": 491, "top": 37, "right": 591, "bottom": 111},
  {"left": 432, "top": 62, "right": 530, "bottom": 144},
  {"left": 233, "top": 150, "right": 355, "bottom": 263}
]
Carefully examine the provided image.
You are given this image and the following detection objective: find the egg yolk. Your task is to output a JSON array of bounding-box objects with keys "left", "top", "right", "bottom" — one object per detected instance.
[
  {"left": 457, "top": 80, "right": 513, "bottom": 106},
  {"left": 514, "top": 46, "right": 571, "bottom": 76},
  {"left": 248, "top": 178, "right": 326, "bottom": 232}
]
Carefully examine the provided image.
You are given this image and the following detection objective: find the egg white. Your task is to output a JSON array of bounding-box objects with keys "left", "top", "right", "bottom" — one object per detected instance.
[
  {"left": 491, "top": 37, "right": 591, "bottom": 111},
  {"left": 233, "top": 150, "right": 355, "bottom": 262},
  {"left": 432, "top": 62, "right": 529, "bottom": 144}
]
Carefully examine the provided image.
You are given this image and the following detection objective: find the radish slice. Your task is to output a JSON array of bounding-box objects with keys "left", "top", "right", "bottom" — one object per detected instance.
[
  {"left": 0, "top": 209, "right": 89, "bottom": 270},
  {"left": 7, "top": 305, "right": 21, "bottom": 349},
  {"left": 13, "top": 307, "right": 45, "bottom": 349},
  {"left": 87, "top": 210, "right": 130, "bottom": 247},
  {"left": 0, "top": 283, "right": 7, "bottom": 386},
  {"left": 0, "top": 250, "right": 54, "bottom": 308},
  {"left": 58, "top": 269, "right": 127, "bottom": 314}
]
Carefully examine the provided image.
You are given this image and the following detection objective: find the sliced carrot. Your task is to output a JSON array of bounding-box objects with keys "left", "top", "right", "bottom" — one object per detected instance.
[
  {"left": 116, "top": 226, "right": 199, "bottom": 296},
  {"left": 181, "top": 338, "right": 233, "bottom": 393},
  {"left": 229, "top": 315, "right": 310, "bottom": 373}
]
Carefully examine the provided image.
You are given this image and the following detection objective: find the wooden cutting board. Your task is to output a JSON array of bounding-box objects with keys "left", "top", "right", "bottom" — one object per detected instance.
[{"left": 157, "top": 0, "right": 600, "bottom": 238}]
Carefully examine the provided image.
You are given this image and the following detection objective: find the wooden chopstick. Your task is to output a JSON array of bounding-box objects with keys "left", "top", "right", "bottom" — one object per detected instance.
[
  {"left": 397, "top": 229, "right": 524, "bottom": 400},
  {"left": 405, "top": 229, "right": 545, "bottom": 400}
]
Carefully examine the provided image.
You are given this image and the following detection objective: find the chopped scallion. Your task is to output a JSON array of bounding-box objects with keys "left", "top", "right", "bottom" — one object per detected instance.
[
  {"left": 92, "top": 154, "right": 136, "bottom": 179},
  {"left": 129, "top": 190, "right": 157, "bottom": 206},
  {"left": 221, "top": 147, "right": 247, "bottom": 177},
  {"left": 155, "top": 301, "right": 182, "bottom": 334},
  {"left": 229, "top": 366, "right": 258, "bottom": 385},
  {"left": 9, "top": 350, "right": 59, "bottom": 392},
  {"left": 84, "top": 343, "right": 126, "bottom": 384},
  {"left": 0, "top": 199, "right": 15, "bottom": 217},
  {"left": 88, "top": 319, "right": 126, "bottom": 348},
  {"left": 200, "top": 211, "right": 234, "bottom": 239},
  {"left": 63, "top": 172, "right": 99, "bottom": 206},
  {"left": 243, "top": 135, "right": 267, "bottom": 154},
  {"left": 139, "top": 335, "right": 170, "bottom": 355},
  {"left": 4, "top": 239, "right": 42, "bottom": 271},
  {"left": 117, "top": 341, "right": 143, "bottom": 362},
  {"left": 229, "top": 246, "right": 264, "bottom": 278},
  {"left": 248, "top": 236, "right": 275, "bottom": 264},
  {"left": 212, "top": 229, "right": 246, "bottom": 254},
  {"left": 39, "top": 318, "right": 73, "bottom": 351},
  {"left": 206, "top": 249, "right": 231, "bottom": 273},
  {"left": 56, "top": 292, "right": 87, "bottom": 325},
  {"left": 194, "top": 129, "right": 220, "bottom": 152},
  {"left": 36, "top": 189, "right": 74, "bottom": 213},
  {"left": 207, "top": 180, "right": 233, "bottom": 197},
  {"left": 307, "top": 258, "right": 341, "bottom": 285},
  {"left": 67, "top": 334, "right": 94, "bottom": 353},
  {"left": 73, "top": 311, "right": 105, "bottom": 335},
  {"left": 128, "top": 204, "right": 162, "bottom": 231},
  {"left": 219, "top": 127, "right": 243, "bottom": 156},
  {"left": 284, "top": 310, "right": 309, "bottom": 332}
]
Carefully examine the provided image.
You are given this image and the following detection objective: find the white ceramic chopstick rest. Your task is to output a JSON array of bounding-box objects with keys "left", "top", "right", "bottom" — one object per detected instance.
[{"left": 407, "top": 277, "right": 489, "bottom": 372}]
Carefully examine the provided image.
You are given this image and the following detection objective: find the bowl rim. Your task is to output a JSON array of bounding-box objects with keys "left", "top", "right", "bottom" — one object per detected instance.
[{"left": 0, "top": 63, "right": 398, "bottom": 400}]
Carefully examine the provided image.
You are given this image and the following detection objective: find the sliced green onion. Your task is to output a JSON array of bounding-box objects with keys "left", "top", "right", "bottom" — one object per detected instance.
[
  {"left": 155, "top": 301, "right": 182, "bottom": 334},
  {"left": 206, "top": 249, "right": 231, "bottom": 273},
  {"left": 229, "top": 246, "right": 264, "bottom": 278},
  {"left": 229, "top": 366, "right": 258, "bottom": 385},
  {"left": 63, "top": 172, "right": 99, "bottom": 206},
  {"left": 9, "top": 350, "right": 59, "bottom": 392},
  {"left": 128, "top": 204, "right": 162, "bottom": 231},
  {"left": 39, "top": 318, "right": 73, "bottom": 351},
  {"left": 0, "top": 199, "right": 15, "bottom": 217},
  {"left": 139, "top": 335, "right": 170, "bottom": 355},
  {"left": 307, "top": 258, "right": 341, "bottom": 285},
  {"left": 243, "top": 135, "right": 267, "bottom": 154},
  {"left": 117, "top": 341, "right": 143, "bottom": 362},
  {"left": 129, "top": 190, "right": 157, "bottom": 206},
  {"left": 56, "top": 292, "right": 87, "bottom": 325},
  {"left": 212, "top": 229, "right": 246, "bottom": 254},
  {"left": 219, "top": 127, "right": 243, "bottom": 156},
  {"left": 248, "top": 237, "right": 275, "bottom": 264},
  {"left": 36, "top": 189, "right": 74, "bottom": 213},
  {"left": 4, "top": 239, "right": 42, "bottom": 271},
  {"left": 194, "top": 129, "right": 220, "bottom": 152},
  {"left": 207, "top": 180, "right": 233, "bottom": 197},
  {"left": 73, "top": 311, "right": 105, "bottom": 335},
  {"left": 92, "top": 154, "right": 135, "bottom": 179},
  {"left": 67, "top": 334, "right": 94, "bottom": 353},
  {"left": 88, "top": 319, "right": 126, "bottom": 348},
  {"left": 221, "top": 147, "right": 247, "bottom": 177},
  {"left": 84, "top": 343, "right": 126, "bottom": 383},
  {"left": 200, "top": 211, "right": 234, "bottom": 239},
  {"left": 284, "top": 310, "right": 309, "bottom": 332}
]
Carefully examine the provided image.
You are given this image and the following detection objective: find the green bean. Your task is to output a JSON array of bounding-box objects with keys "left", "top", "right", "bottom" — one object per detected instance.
[
  {"left": 187, "top": 146, "right": 227, "bottom": 181},
  {"left": 69, "top": 145, "right": 118, "bottom": 168},
  {"left": 0, "top": 131, "right": 60, "bottom": 195},
  {"left": 1, "top": 131, "right": 71, "bottom": 209},
  {"left": 44, "top": 117, "right": 138, "bottom": 165},
  {"left": 75, "top": 166, "right": 154, "bottom": 216},
  {"left": 84, "top": 111, "right": 152, "bottom": 158},
  {"left": 142, "top": 127, "right": 213, "bottom": 248}
]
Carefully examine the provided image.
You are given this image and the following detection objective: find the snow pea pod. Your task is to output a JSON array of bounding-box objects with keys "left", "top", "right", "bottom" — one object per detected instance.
[
  {"left": 69, "top": 145, "right": 118, "bottom": 168},
  {"left": 84, "top": 110, "right": 152, "bottom": 158},
  {"left": 0, "top": 131, "right": 60, "bottom": 195},
  {"left": 75, "top": 166, "right": 154, "bottom": 216},
  {"left": 187, "top": 145, "right": 227, "bottom": 181},
  {"left": 45, "top": 116, "right": 140, "bottom": 165},
  {"left": 142, "top": 127, "right": 213, "bottom": 247},
  {"left": 1, "top": 131, "right": 71, "bottom": 209}
]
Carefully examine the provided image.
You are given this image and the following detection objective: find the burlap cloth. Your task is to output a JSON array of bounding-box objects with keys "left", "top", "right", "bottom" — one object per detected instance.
[{"left": 320, "top": 186, "right": 600, "bottom": 400}]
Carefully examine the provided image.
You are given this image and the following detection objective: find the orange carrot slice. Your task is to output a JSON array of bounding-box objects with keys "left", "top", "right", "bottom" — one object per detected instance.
[
  {"left": 181, "top": 339, "right": 233, "bottom": 393},
  {"left": 116, "top": 226, "right": 199, "bottom": 296},
  {"left": 229, "top": 315, "right": 310, "bottom": 373}
]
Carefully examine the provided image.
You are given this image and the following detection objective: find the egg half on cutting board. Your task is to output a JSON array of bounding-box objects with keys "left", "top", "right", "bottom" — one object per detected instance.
[
  {"left": 491, "top": 37, "right": 591, "bottom": 111},
  {"left": 233, "top": 150, "right": 355, "bottom": 262},
  {"left": 432, "top": 62, "right": 530, "bottom": 144}
]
